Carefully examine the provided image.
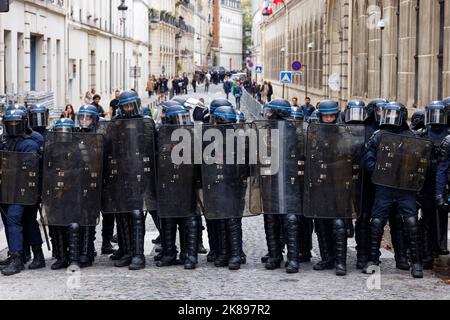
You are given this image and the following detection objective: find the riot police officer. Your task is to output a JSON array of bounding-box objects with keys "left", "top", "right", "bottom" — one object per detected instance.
[
  {"left": 205, "top": 105, "right": 247, "bottom": 270},
  {"left": 76, "top": 105, "right": 101, "bottom": 267},
  {"left": 109, "top": 90, "right": 149, "bottom": 270},
  {"left": 311, "top": 100, "right": 350, "bottom": 276},
  {"left": 363, "top": 102, "right": 424, "bottom": 278},
  {"left": 156, "top": 105, "right": 199, "bottom": 269},
  {"left": 48, "top": 118, "right": 76, "bottom": 270},
  {"left": 418, "top": 101, "right": 450, "bottom": 268},
  {"left": 261, "top": 99, "right": 300, "bottom": 274},
  {"left": 0, "top": 109, "right": 44, "bottom": 276}
]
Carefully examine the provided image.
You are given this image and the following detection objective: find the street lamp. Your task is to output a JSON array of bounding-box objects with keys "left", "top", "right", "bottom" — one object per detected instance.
[
  {"left": 118, "top": 0, "right": 128, "bottom": 90},
  {"left": 378, "top": 18, "right": 385, "bottom": 97}
]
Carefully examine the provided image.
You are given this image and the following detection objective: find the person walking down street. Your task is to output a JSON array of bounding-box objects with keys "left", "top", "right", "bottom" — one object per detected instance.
[
  {"left": 109, "top": 90, "right": 121, "bottom": 119},
  {"left": 192, "top": 77, "right": 197, "bottom": 93},
  {"left": 147, "top": 75, "right": 155, "bottom": 98},
  {"left": 234, "top": 81, "right": 243, "bottom": 110},
  {"left": 268, "top": 81, "right": 274, "bottom": 102},
  {"left": 183, "top": 74, "right": 189, "bottom": 95},
  {"left": 301, "top": 97, "right": 316, "bottom": 120},
  {"left": 92, "top": 94, "right": 106, "bottom": 118},
  {"left": 262, "top": 81, "right": 269, "bottom": 104},
  {"left": 204, "top": 75, "right": 210, "bottom": 93},
  {"left": 223, "top": 78, "right": 232, "bottom": 100}
]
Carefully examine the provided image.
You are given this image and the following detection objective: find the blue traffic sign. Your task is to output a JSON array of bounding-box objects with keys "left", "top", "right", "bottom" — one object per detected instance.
[
  {"left": 255, "top": 65, "right": 263, "bottom": 74},
  {"left": 292, "top": 61, "right": 302, "bottom": 71},
  {"left": 280, "top": 71, "right": 293, "bottom": 84}
]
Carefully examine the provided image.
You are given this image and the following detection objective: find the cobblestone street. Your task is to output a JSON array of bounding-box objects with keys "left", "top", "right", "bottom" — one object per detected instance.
[{"left": 0, "top": 86, "right": 448, "bottom": 300}]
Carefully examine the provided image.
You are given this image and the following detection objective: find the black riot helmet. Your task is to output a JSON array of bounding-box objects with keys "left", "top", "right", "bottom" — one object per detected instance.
[
  {"left": 344, "top": 100, "right": 367, "bottom": 124},
  {"left": 367, "top": 98, "right": 389, "bottom": 122},
  {"left": 410, "top": 110, "right": 425, "bottom": 131},
  {"left": 77, "top": 105, "right": 100, "bottom": 131},
  {"left": 317, "top": 100, "right": 340, "bottom": 124},
  {"left": 211, "top": 106, "right": 246, "bottom": 124},
  {"left": 162, "top": 105, "right": 192, "bottom": 125},
  {"left": 162, "top": 100, "right": 182, "bottom": 112},
  {"left": 263, "top": 99, "right": 292, "bottom": 120},
  {"left": 3, "top": 108, "right": 28, "bottom": 137},
  {"left": 54, "top": 118, "right": 75, "bottom": 133},
  {"left": 425, "top": 101, "right": 447, "bottom": 126},
  {"left": 209, "top": 98, "right": 233, "bottom": 114},
  {"left": 379, "top": 101, "right": 408, "bottom": 128},
  {"left": 119, "top": 90, "right": 140, "bottom": 118},
  {"left": 28, "top": 104, "right": 49, "bottom": 130}
]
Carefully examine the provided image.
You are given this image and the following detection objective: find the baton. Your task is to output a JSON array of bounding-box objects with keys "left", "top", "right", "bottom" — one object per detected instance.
[{"left": 38, "top": 204, "right": 51, "bottom": 251}]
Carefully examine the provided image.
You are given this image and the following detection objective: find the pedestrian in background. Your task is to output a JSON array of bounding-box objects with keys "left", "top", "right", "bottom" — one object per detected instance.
[
  {"left": 262, "top": 81, "right": 269, "bottom": 104},
  {"left": 92, "top": 94, "right": 106, "bottom": 118},
  {"left": 223, "top": 77, "right": 232, "bottom": 100},
  {"left": 146, "top": 75, "right": 155, "bottom": 98},
  {"left": 234, "top": 81, "right": 243, "bottom": 110},
  {"left": 109, "top": 89, "right": 121, "bottom": 119},
  {"left": 267, "top": 81, "right": 273, "bottom": 102},
  {"left": 204, "top": 75, "right": 210, "bottom": 93},
  {"left": 62, "top": 104, "right": 76, "bottom": 121},
  {"left": 192, "top": 77, "right": 197, "bottom": 93}
]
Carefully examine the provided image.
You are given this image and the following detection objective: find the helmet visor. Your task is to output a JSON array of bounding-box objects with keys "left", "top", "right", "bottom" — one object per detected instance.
[
  {"left": 29, "top": 112, "right": 48, "bottom": 128},
  {"left": 4, "top": 121, "right": 24, "bottom": 137},
  {"left": 345, "top": 107, "right": 368, "bottom": 123},
  {"left": 77, "top": 113, "right": 95, "bottom": 129},
  {"left": 425, "top": 108, "right": 447, "bottom": 126},
  {"left": 380, "top": 109, "right": 402, "bottom": 126}
]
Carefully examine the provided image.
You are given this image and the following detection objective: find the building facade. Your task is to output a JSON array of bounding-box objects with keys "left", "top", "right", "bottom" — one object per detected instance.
[
  {"left": 258, "top": 0, "right": 450, "bottom": 110},
  {"left": 0, "top": 0, "right": 66, "bottom": 106},
  {"left": 193, "top": 0, "right": 213, "bottom": 71},
  {"left": 218, "top": 0, "right": 243, "bottom": 70},
  {"left": 149, "top": 0, "right": 177, "bottom": 79}
]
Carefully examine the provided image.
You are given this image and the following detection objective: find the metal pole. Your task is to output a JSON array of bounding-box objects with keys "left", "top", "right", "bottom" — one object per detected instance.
[
  {"left": 305, "top": 64, "right": 308, "bottom": 99},
  {"left": 282, "top": 84, "right": 285, "bottom": 99},
  {"left": 123, "top": 20, "right": 126, "bottom": 90}
]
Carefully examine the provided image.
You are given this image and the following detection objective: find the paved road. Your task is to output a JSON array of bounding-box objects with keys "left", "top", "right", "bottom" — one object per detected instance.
[{"left": 0, "top": 86, "right": 449, "bottom": 300}]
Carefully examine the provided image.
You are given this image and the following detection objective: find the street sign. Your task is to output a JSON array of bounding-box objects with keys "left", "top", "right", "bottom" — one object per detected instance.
[
  {"left": 255, "top": 66, "right": 263, "bottom": 74},
  {"left": 129, "top": 66, "right": 141, "bottom": 78},
  {"left": 292, "top": 61, "right": 302, "bottom": 71},
  {"left": 293, "top": 71, "right": 302, "bottom": 77},
  {"left": 280, "top": 71, "right": 293, "bottom": 84}
]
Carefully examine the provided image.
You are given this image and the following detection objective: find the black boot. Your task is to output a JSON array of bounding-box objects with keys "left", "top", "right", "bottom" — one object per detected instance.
[
  {"left": 150, "top": 210, "right": 162, "bottom": 244},
  {"left": 114, "top": 213, "right": 132, "bottom": 268},
  {"left": 68, "top": 223, "right": 81, "bottom": 268},
  {"left": 80, "top": 226, "right": 95, "bottom": 268},
  {"left": 156, "top": 218, "right": 178, "bottom": 267},
  {"left": 0, "top": 254, "right": 12, "bottom": 271},
  {"left": 227, "top": 218, "right": 243, "bottom": 270},
  {"left": 284, "top": 214, "right": 299, "bottom": 274},
  {"left": 389, "top": 213, "right": 410, "bottom": 271},
  {"left": 298, "top": 216, "right": 313, "bottom": 263},
  {"left": 313, "top": 219, "right": 335, "bottom": 271},
  {"left": 214, "top": 220, "right": 229, "bottom": 267},
  {"left": 184, "top": 216, "right": 199, "bottom": 270},
  {"left": 28, "top": 245, "right": 45, "bottom": 270},
  {"left": 51, "top": 227, "right": 69, "bottom": 270},
  {"left": 334, "top": 219, "right": 347, "bottom": 276},
  {"left": 22, "top": 246, "right": 31, "bottom": 264},
  {"left": 404, "top": 216, "right": 424, "bottom": 279},
  {"left": 101, "top": 236, "right": 114, "bottom": 255},
  {"left": 437, "top": 207, "right": 449, "bottom": 255},
  {"left": 363, "top": 218, "right": 384, "bottom": 274},
  {"left": 355, "top": 213, "right": 370, "bottom": 269},
  {"left": 420, "top": 219, "right": 434, "bottom": 270},
  {"left": 264, "top": 215, "right": 283, "bottom": 270},
  {"left": 129, "top": 210, "right": 146, "bottom": 270},
  {"left": 206, "top": 219, "right": 218, "bottom": 262},
  {"left": 177, "top": 220, "right": 187, "bottom": 265},
  {"left": 110, "top": 214, "right": 124, "bottom": 261},
  {"left": 197, "top": 216, "right": 207, "bottom": 254},
  {"left": 1, "top": 253, "right": 25, "bottom": 276}
]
